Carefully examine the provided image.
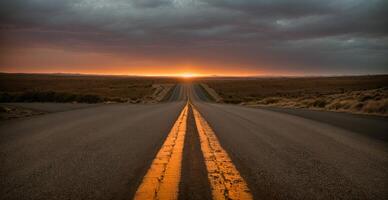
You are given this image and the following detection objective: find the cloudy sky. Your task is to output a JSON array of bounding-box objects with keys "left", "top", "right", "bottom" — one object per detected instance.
[{"left": 0, "top": 0, "right": 387, "bottom": 76}]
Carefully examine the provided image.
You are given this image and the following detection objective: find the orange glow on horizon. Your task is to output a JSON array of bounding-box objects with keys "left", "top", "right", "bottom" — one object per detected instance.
[
  {"left": 1, "top": 67, "right": 278, "bottom": 77},
  {"left": 0, "top": 68, "right": 304, "bottom": 77},
  {"left": 0, "top": 47, "right": 347, "bottom": 77},
  {"left": 179, "top": 73, "right": 198, "bottom": 78},
  {"left": 0, "top": 60, "right": 301, "bottom": 77},
  {"left": 0, "top": 47, "right": 303, "bottom": 76}
]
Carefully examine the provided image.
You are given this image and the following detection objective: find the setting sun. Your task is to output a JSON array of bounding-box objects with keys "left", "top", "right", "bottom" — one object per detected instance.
[{"left": 180, "top": 73, "right": 197, "bottom": 78}]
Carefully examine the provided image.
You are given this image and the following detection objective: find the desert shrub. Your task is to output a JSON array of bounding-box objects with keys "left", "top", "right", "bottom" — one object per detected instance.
[
  {"left": 327, "top": 99, "right": 357, "bottom": 110},
  {"left": 263, "top": 97, "right": 281, "bottom": 104},
  {"left": 75, "top": 94, "right": 102, "bottom": 103},
  {"left": 362, "top": 100, "right": 388, "bottom": 114},
  {"left": 359, "top": 95, "right": 374, "bottom": 102},
  {"left": 351, "top": 102, "right": 365, "bottom": 111},
  {"left": 327, "top": 101, "right": 344, "bottom": 110},
  {"left": 299, "top": 99, "right": 315, "bottom": 107},
  {"left": 312, "top": 99, "right": 327, "bottom": 108},
  {"left": 342, "top": 100, "right": 356, "bottom": 109}
]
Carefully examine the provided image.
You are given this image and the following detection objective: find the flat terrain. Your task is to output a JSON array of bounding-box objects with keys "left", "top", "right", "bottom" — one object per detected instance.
[
  {"left": 0, "top": 83, "right": 387, "bottom": 200},
  {"left": 202, "top": 75, "right": 388, "bottom": 116},
  {"left": 0, "top": 73, "right": 179, "bottom": 103}
]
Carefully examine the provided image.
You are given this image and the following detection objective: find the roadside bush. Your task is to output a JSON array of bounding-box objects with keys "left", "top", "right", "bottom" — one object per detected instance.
[
  {"left": 362, "top": 100, "right": 388, "bottom": 114},
  {"left": 359, "top": 95, "right": 374, "bottom": 102},
  {"left": 75, "top": 94, "right": 102, "bottom": 103},
  {"left": 329, "top": 100, "right": 355, "bottom": 110},
  {"left": 312, "top": 99, "right": 327, "bottom": 108},
  {"left": 263, "top": 97, "right": 281, "bottom": 104},
  {"left": 351, "top": 102, "right": 365, "bottom": 111}
]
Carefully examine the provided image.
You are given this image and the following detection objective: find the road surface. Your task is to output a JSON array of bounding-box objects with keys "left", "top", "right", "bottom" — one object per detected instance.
[
  {"left": 1, "top": 84, "right": 387, "bottom": 200},
  {"left": 190, "top": 84, "right": 388, "bottom": 199}
]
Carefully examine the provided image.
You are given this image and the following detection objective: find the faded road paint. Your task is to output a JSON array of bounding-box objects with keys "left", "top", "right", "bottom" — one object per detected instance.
[
  {"left": 192, "top": 105, "right": 253, "bottom": 200},
  {"left": 134, "top": 104, "right": 188, "bottom": 200}
]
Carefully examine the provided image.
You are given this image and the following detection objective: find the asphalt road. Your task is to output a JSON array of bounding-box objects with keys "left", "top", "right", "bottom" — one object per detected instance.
[
  {"left": 189, "top": 84, "right": 388, "bottom": 200},
  {"left": 0, "top": 103, "right": 99, "bottom": 113},
  {"left": 0, "top": 101, "right": 186, "bottom": 199},
  {"left": 1, "top": 83, "right": 387, "bottom": 200},
  {"left": 262, "top": 106, "right": 388, "bottom": 142}
]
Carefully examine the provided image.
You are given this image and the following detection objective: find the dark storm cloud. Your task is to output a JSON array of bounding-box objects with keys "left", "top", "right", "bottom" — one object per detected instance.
[{"left": 0, "top": 0, "right": 387, "bottom": 74}]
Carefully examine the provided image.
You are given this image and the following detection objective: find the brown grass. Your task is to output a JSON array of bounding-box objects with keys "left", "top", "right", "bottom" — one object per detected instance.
[
  {"left": 203, "top": 75, "right": 388, "bottom": 116},
  {"left": 0, "top": 73, "right": 179, "bottom": 103},
  {"left": 247, "top": 88, "right": 388, "bottom": 115}
]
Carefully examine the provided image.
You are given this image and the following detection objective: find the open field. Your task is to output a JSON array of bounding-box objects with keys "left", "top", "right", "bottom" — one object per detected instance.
[
  {"left": 0, "top": 73, "right": 179, "bottom": 103},
  {"left": 202, "top": 75, "right": 388, "bottom": 116}
]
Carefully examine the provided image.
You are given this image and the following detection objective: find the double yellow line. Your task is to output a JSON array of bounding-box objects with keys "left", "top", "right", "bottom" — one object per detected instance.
[{"left": 134, "top": 102, "right": 253, "bottom": 200}]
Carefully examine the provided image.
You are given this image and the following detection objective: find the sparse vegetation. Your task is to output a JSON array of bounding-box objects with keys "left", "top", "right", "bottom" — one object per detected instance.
[
  {"left": 0, "top": 74, "right": 179, "bottom": 103},
  {"left": 203, "top": 75, "right": 388, "bottom": 116},
  {"left": 249, "top": 88, "right": 388, "bottom": 115}
]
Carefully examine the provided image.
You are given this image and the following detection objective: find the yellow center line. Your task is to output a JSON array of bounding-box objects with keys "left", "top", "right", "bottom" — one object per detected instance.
[
  {"left": 192, "top": 104, "right": 253, "bottom": 200},
  {"left": 134, "top": 104, "right": 188, "bottom": 200}
]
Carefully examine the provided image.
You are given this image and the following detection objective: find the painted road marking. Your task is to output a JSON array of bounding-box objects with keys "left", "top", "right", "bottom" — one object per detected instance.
[
  {"left": 192, "top": 105, "right": 253, "bottom": 200},
  {"left": 134, "top": 104, "right": 188, "bottom": 200}
]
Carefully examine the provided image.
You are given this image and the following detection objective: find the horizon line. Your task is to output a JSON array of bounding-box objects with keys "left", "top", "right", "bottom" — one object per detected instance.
[{"left": 1, "top": 71, "right": 387, "bottom": 78}]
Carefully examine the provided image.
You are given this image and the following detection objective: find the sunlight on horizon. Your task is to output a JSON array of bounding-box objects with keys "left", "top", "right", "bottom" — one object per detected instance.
[{"left": 180, "top": 73, "right": 197, "bottom": 78}]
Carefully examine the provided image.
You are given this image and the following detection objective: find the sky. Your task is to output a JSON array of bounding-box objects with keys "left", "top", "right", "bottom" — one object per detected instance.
[{"left": 0, "top": 0, "right": 387, "bottom": 76}]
